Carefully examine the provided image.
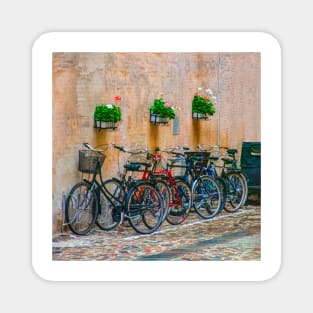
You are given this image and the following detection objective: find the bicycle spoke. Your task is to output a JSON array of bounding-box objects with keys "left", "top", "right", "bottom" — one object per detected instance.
[
  {"left": 224, "top": 173, "right": 247, "bottom": 212},
  {"left": 127, "top": 183, "right": 164, "bottom": 234},
  {"left": 193, "top": 176, "right": 222, "bottom": 219},
  {"left": 65, "top": 181, "right": 98, "bottom": 235}
]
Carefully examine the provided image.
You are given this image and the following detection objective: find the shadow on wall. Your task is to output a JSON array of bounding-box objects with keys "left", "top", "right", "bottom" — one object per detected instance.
[
  {"left": 192, "top": 119, "right": 200, "bottom": 148},
  {"left": 94, "top": 128, "right": 109, "bottom": 147},
  {"left": 148, "top": 123, "right": 159, "bottom": 151}
]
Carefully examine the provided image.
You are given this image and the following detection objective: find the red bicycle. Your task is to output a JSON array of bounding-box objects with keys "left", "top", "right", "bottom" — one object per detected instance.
[{"left": 142, "top": 148, "right": 192, "bottom": 225}]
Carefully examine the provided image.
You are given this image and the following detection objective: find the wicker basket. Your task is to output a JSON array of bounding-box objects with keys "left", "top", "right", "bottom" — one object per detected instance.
[{"left": 78, "top": 150, "right": 106, "bottom": 174}]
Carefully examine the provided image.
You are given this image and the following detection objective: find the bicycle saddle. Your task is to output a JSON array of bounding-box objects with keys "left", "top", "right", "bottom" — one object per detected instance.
[
  {"left": 227, "top": 148, "right": 237, "bottom": 155},
  {"left": 124, "top": 162, "right": 151, "bottom": 171},
  {"left": 124, "top": 163, "right": 141, "bottom": 171},
  {"left": 209, "top": 156, "right": 219, "bottom": 161}
]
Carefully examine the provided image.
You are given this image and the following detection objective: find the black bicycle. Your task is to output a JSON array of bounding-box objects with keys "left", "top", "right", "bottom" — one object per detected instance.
[
  {"left": 170, "top": 146, "right": 223, "bottom": 219},
  {"left": 100, "top": 144, "right": 170, "bottom": 228},
  {"left": 64, "top": 143, "right": 165, "bottom": 235},
  {"left": 197, "top": 144, "right": 248, "bottom": 213}
]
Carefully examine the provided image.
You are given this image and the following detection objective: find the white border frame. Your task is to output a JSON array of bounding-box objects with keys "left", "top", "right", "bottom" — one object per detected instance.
[{"left": 32, "top": 32, "right": 281, "bottom": 281}]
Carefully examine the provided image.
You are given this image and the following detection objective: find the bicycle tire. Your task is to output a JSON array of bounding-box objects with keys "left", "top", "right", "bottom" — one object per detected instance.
[
  {"left": 223, "top": 172, "right": 248, "bottom": 213},
  {"left": 126, "top": 182, "right": 165, "bottom": 234},
  {"left": 215, "top": 177, "right": 227, "bottom": 212},
  {"left": 166, "top": 178, "right": 192, "bottom": 225},
  {"left": 148, "top": 178, "right": 171, "bottom": 222},
  {"left": 192, "top": 175, "right": 222, "bottom": 219},
  {"left": 64, "top": 181, "right": 98, "bottom": 235},
  {"left": 96, "top": 178, "right": 124, "bottom": 231}
]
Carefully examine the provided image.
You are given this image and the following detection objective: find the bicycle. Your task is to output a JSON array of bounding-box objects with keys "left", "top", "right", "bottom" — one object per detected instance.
[
  {"left": 197, "top": 144, "right": 248, "bottom": 213},
  {"left": 103, "top": 145, "right": 191, "bottom": 226},
  {"left": 143, "top": 148, "right": 192, "bottom": 225},
  {"left": 171, "top": 146, "right": 224, "bottom": 219},
  {"left": 102, "top": 144, "right": 170, "bottom": 226},
  {"left": 64, "top": 143, "right": 165, "bottom": 235}
]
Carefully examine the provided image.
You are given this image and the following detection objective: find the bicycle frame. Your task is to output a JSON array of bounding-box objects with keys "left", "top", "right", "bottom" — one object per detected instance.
[
  {"left": 196, "top": 147, "right": 247, "bottom": 211},
  {"left": 142, "top": 166, "right": 183, "bottom": 207},
  {"left": 84, "top": 158, "right": 125, "bottom": 212},
  {"left": 65, "top": 143, "right": 166, "bottom": 235}
]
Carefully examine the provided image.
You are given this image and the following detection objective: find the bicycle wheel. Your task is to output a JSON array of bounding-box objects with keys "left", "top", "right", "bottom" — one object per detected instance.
[
  {"left": 192, "top": 175, "right": 222, "bottom": 219},
  {"left": 166, "top": 179, "right": 192, "bottom": 225},
  {"left": 96, "top": 178, "right": 124, "bottom": 231},
  {"left": 224, "top": 172, "right": 248, "bottom": 213},
  {"left": 64, "top": 181, "right": 98, "bottom": 235},
  {"left": 126, "top": 182, "right": 165, "bottom": 234},
  {"left": 216, "top": 177, "right": 227, "bottom": 212},
  {"left": 149, "top": 178, "right": 171, "bottom": 221}
]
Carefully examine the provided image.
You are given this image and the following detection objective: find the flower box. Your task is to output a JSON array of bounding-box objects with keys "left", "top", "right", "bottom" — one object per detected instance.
[
  {"left": 93, "top": 98, "right": 122, "bottom": 131},
  {"left": 150, "top": 112, "right": 169, "bottom": 124},
  {"left": 192, "top": 88, "right": 216, "bottom": 120},
  {"left": 149, "top": 98, "right": 175, "bottom": 125},
  {"left": 192, "top": 112, "right": 208, "bottom": 120},
  {"left": 94, "top": 120, "right": 117, "bottom": 129}
]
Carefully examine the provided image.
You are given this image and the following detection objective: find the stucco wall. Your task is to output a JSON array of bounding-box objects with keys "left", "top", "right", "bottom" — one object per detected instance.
[{"left": 52, "top": 52, "right": 260, "bottom": 235}]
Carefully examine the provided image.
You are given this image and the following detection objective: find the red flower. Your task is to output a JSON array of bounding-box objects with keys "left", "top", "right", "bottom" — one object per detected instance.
[
  {"left": 194, "top": 92, "right": 199, "bottom": 96},
  {"left": 114, "top": 95, "right": 122, "bottom": 101}
]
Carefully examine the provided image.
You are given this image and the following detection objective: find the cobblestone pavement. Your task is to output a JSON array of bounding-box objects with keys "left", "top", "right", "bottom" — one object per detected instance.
[{"left": 52, "top": 205, "right": 260, "bottom": 261}]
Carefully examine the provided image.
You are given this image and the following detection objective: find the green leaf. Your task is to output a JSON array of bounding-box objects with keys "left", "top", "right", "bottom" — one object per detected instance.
[
  {"left": 149, "top": 98, "right": 176, "bottom": 119},
  {"left": 192, "top": 95, "right": 216, "bottom": 116},
  {"left": 94, "top": 104, "right": 122, "bottom": 123}
]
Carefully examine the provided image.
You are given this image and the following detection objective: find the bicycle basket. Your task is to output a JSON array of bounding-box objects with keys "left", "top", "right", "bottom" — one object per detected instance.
[
  {"left": 184, "top": 151, "right": 210, "bottom": 167},
  {"left": 78, "top": 150, "right": 106, "bottom": 174}
]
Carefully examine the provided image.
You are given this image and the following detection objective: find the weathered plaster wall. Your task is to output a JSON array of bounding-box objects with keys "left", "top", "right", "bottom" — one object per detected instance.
[{"left": 52, "top": 52, "right": 260, "bottom": 235}]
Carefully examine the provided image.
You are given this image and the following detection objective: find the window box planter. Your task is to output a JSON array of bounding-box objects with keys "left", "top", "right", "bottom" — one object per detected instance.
[
  {"left": 94, "top": 120, "right": 117, "bottom": 130},
  {"left": 192, "top": 88, "right": 216, "bottom": 120},
  {"left": 149, "top": 98, "right": 175, "bottom": 125},
  {"left": 150, "top": 112, "right": 169, "bottom": 124},
  {"left": 192, "top": 112, "right": 208, "bottom": 120},
  {"left": 93, "top": 100, "right": 122, "bottom": 131}
]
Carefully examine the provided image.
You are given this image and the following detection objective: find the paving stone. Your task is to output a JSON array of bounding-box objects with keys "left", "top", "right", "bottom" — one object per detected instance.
[{"left": 53, "top": 205, "right": 260, "bottom": 261}]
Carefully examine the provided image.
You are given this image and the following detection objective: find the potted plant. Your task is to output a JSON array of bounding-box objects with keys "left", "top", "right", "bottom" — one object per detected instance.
[
  {"left": 149, "top": 98, "right": 175, "bottom": 124},
  {"left": 94, "top": 95, "right": 122, "bottom": 129},
  {"left": 192, "top": 88, "right": 216, "bottom": 119}
]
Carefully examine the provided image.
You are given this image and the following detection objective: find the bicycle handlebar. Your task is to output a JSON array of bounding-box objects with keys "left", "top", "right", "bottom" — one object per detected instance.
[
  {"left": 112, "top": 143, "right": 147, "bottom": 154},
  {"left": 83, "top": 142, "right": 107, "bottom": 152},
  {"left": 175, "top": 145, "right": 190, "bottom": 151},
  {"left": 157, "top": 148, "right": 184, "bottom": 157},
  {"left": 83, "top": 142, "right": 148, "bottom": 155},
  {"left": 197, "top": 144, "right": 206, "bottom": 151},
  {"left": 197, "top": 144, "right": 229, "bottom": 152},
  {"left": 112, "top": 144, "right": 125, "bottom": 152}
]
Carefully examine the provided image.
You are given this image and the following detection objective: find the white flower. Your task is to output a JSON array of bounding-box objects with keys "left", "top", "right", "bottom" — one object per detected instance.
[
  {"left": 106, "top": 104, "right": 113, "bottom": 109},
  {"left": 206, "top": 88, "right": 213, "bottom": 95},
  {"left": 198, "top": 87, "right": 202, "bottom": 91},
  {"left": 212, "top": 96, "right": 217, "bottom": 100}
]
